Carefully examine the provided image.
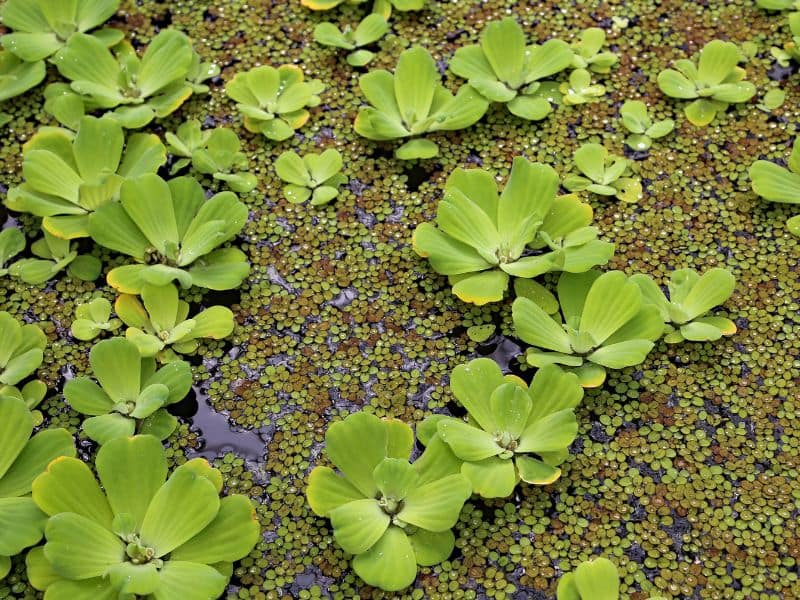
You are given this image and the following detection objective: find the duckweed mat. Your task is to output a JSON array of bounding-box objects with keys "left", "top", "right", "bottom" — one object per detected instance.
[{"left": 2, "top": 0, "right": 800, "bottom": 598}]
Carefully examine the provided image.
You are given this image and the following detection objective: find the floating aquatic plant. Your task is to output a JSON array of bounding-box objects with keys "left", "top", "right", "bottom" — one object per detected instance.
[
  {"left": 657, "top": 40, "right": 756, "bottom": 126},
  {"left": 306, "top": 411, "right": 470, "bottom": 591},
  {"left": 166, "top": 120, "right": 256, "bottom": 193},
  {"left": 88, "top": 174, "right": 250, "bottom": 293},
  {"left": 619, "top": 100, "right": 675, "bottom": 151},
  {"left": 27, "top": 434, "right": 261, "bottom": 597},
  {"left": 63, "top": 337, "right": 192, "bottom": 444},
  {"left": 770, "top": 13, "right": 800, "bottom": 66},
  {"left": 70, "top": 298, "right": 121, "bottom": 341},
  {"left": 314, "top": 14, "right": 389, "bottom": 66},
  {"left": 301, "top": 0, "right": 424, "bottom": 17},
  {"left": 560, "top": 68, "right": 606, "bottom": 105},
  {"left": 563, "top": 143, "right": 642, "bottom": 203},
  {"left": 225, "top": 65, "right": 325, "bottom": 141},
  {"left": 750, "top": 136, "right": 800, "bottom": 236},
  {"left": 116, "top": 283, "right": 235, "bottom": 361},
  {"left": 513, "top": 270, "right": 665, "bottom": 387},
  {"left": 8, "top": 230, "right": 101, "bottom": 284},
  {"left": 0, "top": 311, "right": 46, "bottom": 409},
  {"left": 557, "top": 557, "right": 669, "bottom": 600},
  {"left": 0, "top": 396, "right": 74, "bottom": 580},
  {"left": 449, "top": 17, "right": 573, "bottom": 121},
  {"left": 413, "top": 156, "right": 613, "bottom": 305},
  {"left": 419, "top": 359, "right": 582, "bottom": 498},
  {"left": 631, "top": 268, "right": 737, "bottom": 343},
  {"left": 274, "top": 149, "right": 348, "bottom": 205},
  {"left": 570, "top": 27, "right": 619, "bottom": 73},
  {"left": 48, "top": 30, "right": 200, "bottom": 128},
  {"left": 0, "top": 228, "right": 25, "bottom": 276},
  {"left": 0, "top": 0, "right": 122, "bottom": 61},
  {"left": 0, "top": 51, "right": 46, "bottom": 126},
  {"left": 354, "top": 46, "right": 489, "bottom": 159},
  {"left": 5, "top": 116, "right": 166, "bottom": 239}
]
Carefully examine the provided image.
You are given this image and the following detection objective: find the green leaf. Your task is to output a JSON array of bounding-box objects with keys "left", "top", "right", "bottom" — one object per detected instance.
[
  {"left": 107, "top": 562, "right": 160, "bottom": 596},
  {"left": 187, "top": 248, "right": 250, "bottom": 291},
  {"left": 467, "top": 324, "right": 495, "bottom": 343},
  {"left": 152, "top": 561, "right": 228, "bottom": 600},
  {"left": 170, "top": 495, "right": 260, "bottom": 563},
  {"left": 710, "top": 82, "right": 755, "bottom": 103},
  {"left": 325, "top": 412, "right": 389, "bottom": 497},
  {"left": 137, "top": 30, "right": 193, "bottom": 97},
  {"left": 83, "top": 413, "right": 136, "bottom": 445},
  {"left": 450, "top": 44, "right": 497, "bottom": 83},
  {"left": 526, "top": 364, "right": 583, "bottom": 422},
  {"left": 449, "top": 358, "right": 505, "bottom": 431},
  {"left": 67, "top": 254, "right": 101, "bottom": 281},
  {"left": 619, "top": 100, "right": 650, "bottom": 134},
  {"left": 0, "top": 396, "right": 33, "bottom": 480},
  {"left": 412, "top": 223, "right": 492, "bottom": 275},
  {"left": 138, "top": 409, "right": 178, "bottom": 440},
  {"left": 697, "top": 40, "right": 740, "bottom": 86},
  {"left": 675, "top": 268, "right": 735, "bottom": 321},
  {"left": 645, "top": 119, "right": 674, "bottom": 139},
  {"left": 396, "top": 138, "right": 438, "bottom": 160},
  {"left": 140, "top": 467, "right": 220, "bottom": 557},
  {"left": 451, "top": 270, "right": 509, "bottom": 305},
  {"left": 437, "top": 418, "right": 501, "bottom": 461},
  {"left": 353, "top": 14, "right": 389, "bottom": 46},
  {"left": 52, "top": 34, "right": 121, "bottom": 94},
  {"left": 573, "top": 143, "right": 607, "bottom": 183},
  {"left": 314, "top": 22, "right": 353, "bottom": 49},
  {"left": 96, "top": 435, "right": 167, "bottom": 530},
  {"left": 329, "top": 498, "right": 390, "bottom": 554},
  {"left": 461, "top": 456, "right": 517, "bottom": 498},
  {"left": 490, "top": 382, "right": 531, "bottom": 439},
  {"left": 499, "top": 158, "right": 557, "bottom": 255},
  {"left": 684, "top": 98, "right": 719, "bottom": 127},
  {"left": 526, "top": 38, "right": 574, "bottom": 81},
  {"left": 507, "top": 95, "right": 552, "bottom": 120},
  {"left": 394, "top": 47, "right": 437, "bottom": 126},
  {"left": 412, "top": 433, "right": 463, "bottom": 485},
  {"left": 90, "top": 337, "right": 141, "bottom": 403},
  {"left": 43, "top": 512, "right": 124, "bottom": 579},
  {"left": 275, "top": 151, "right": 311, "bottom": 186},
  {"left": 73, "top": 116, "right": 124, "bottom": 183},
  {"left": 64, "top": 377, "right": 114, "bottom": 415},
  {"left": 480, "top": 17, "right": 525, "bottom": 87},
  {"left": 119, "top": 133, "right": 168, "bottom": 177},
  {"left": 407, "top": 528, "right": 454, "bottom": 566},
  {"left": 89, "top": 202, "right": 150, "bottom": 260},
  {"left": 0, "top": 427, "right": 75, "bottom": 497},
  {"left": 514, "top": 279, "right": 559, "bottom": 314},
  {"left": 306, "top": 149, "right": 343, "bottom": 184},
  {"left": 603, "top": 305, "right": 665, "bottom": 345},
  {"left": 306, "top": 466, "right": 364, "bottom": 516},
  {"left": 0, "top": 497, "right": 46, "bottom": 555},
  {"left": 516, "top": 409, "right": 577, "bottom": 454},
  {"left": 397, "top": 473, "right": 470, "bottom": 531},
  {"left": 120, "top": 174, "right": 179, "bottom": 256},
  {"left": 352, "top": 526, "right": 416, "bottom": 591},
  {"left": 373, "top": 458, "right": 418, "bottom": 501},
  {"left": 573, "top": 557, "right": 620, "bottom": 600},
  {"left": 515, "top": 455, "right": 562, "bottom": 485},
  {"left": 657, "top": 69, "right": 698, "bottom": 99},
  {"left": 750, "top": 160, "right": 800, "bottom": 204},
  {"left": 0, "top": 227, "right": 25, "bottom": 267},
  {"left": 587, "top": 339, "right": 654, "bottom": 368},
  {"left": 512, "top": 296, "right": 572, "bottom": 353},
  {"left": 579, "top": 271, "right": 642, "bottom": 345}
]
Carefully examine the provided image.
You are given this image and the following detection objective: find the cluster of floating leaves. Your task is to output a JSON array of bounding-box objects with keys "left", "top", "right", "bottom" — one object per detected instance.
[{"left": 1, "top": 0, "right": 800, "bottom": 598}]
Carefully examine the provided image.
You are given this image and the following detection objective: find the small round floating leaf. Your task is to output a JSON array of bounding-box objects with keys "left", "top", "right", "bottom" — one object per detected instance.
[{"left": 467, "top": 324, "right": 495, "bottom": 343}]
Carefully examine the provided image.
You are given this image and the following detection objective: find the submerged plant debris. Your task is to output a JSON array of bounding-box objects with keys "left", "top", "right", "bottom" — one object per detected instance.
[{"left": 1, "top": 0, "right": 799, "bottom": 598}]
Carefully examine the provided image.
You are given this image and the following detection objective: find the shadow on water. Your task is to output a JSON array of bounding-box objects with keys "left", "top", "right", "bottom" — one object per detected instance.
[{"left": 170, "top": 386, "right": 268, "bottom": 468}]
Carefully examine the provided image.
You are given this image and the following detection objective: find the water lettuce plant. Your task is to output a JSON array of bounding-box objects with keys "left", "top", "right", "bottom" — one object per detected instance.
[
  {"left": 63, "top": 337, "right": 192, "bottom": 444},
  {"left": 301, "top": 0, "right": 424, "bottom": 16},
  {"left": 619, "top": 100, "right": 675, "bottom": 151},
  {"left": 449, "top": 17, "right": 573, "bottom": 121},
  {"left": 354, "top": 46, "right": 489, "bottom": 159},
  {"left": 314, "top": 14, "right": 389, "bottom": 66},
  {"left": 413, "top": 157, "right": 613, "bottom": 305},
  {"left": 0, "top": 396, "right": 74, "bottom": 580},
  {"left": 0, "top": 312, "right": 47, "bottom": 417},
  {"left": 5, "top": 116, "right": 166, "bottom": 239},
  {"left": 563, "top": 143, "right": 642, "bottom": 203},
  {"left": 225, "top": 65, "right": 325, "bottom": 141},
  {"left": 166, "top": 121, "right": 256, "bottom": 193},
  {"left": 88, "top": 174, "right": 250, "bottom": 293},
  {"left": 557, "top": 557, "right": 621, "bottom": 600},
  {"left": 27, "top": 434, "right": 261, "bottom": 598},
  {"left": 274, "top": 149, "right": 348, "bottom": 204},
  {"left": 70, "top": 298, "right": 122, "bottom": 341},
  {"left": 8, "top": 230, "right": 101, "bottom": 284},
  {"left": 306, "top": 411, "right": 471, "bottom": 591},
  {"left": 749, "top": 137, "right": 800, "bottom": 236},
  {"left": 631, "top": 268, "right": 737, "bottom": 343},
  {"left": 0, "top": 0, "right": 122, "bottom": 61},
  {"left": 419, "top": 359, "right": 582, "bottom": 498},
  {"left": 560, "top": 68, "right": 606, "bottom": 105},
  {"left": 0, "top": 52, "right": 46, "bottom": 126},
  {"left": 49, "top": 30, "right": 198, "bottom": 128},
  {"left": 116, "top": 283, "right": 235, "bottom": 361},
  {"left": 657, "top": 40, "right": 756, "bottom": 126},
  {"left": 570, "top": 27, "right": 619, "bottom": 73},
  {"left": 770, "top": 14, "right": 800, "bottom": 66},
  {"left": 513, "top": 270, "right": 665, "bottom": 387},
  {"left": 0, "top": 227, "right": 25, "bottom": 276}
]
